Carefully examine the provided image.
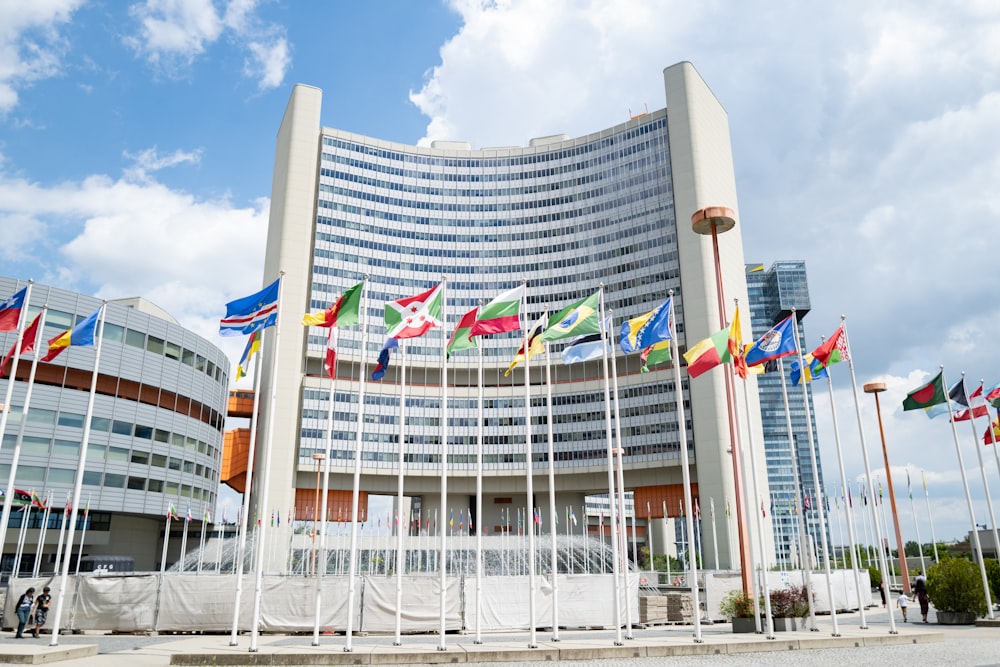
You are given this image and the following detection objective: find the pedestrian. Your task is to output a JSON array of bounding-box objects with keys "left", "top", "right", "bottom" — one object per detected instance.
[
  {"left": 13, "top": 587, "right": 34, "bottom": 638},
  {"left": 914, "top": 575, "right": 930, "bottom": 623},
  {"left": 32, "top": 586, "right": 52, "bottom": 638},
  {"left": 897, "top": 591, "right": 910, "bottom": 622},
  {"left": 878, "top": 580, "right": 887, "bottom": 607}
]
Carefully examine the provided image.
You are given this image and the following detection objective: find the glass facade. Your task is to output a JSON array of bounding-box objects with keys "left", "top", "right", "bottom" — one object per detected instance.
[
  {"left": 745, "top": 261, "right": 829, "bottom": 567},
  {"left": 301, "top": 111, "right": 695, "bottom": 479}
]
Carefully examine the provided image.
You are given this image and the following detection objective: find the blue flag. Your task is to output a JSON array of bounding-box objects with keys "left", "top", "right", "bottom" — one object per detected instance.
[
  {"left": 619, "top": 298, "right": 672, "bottom": 354},
  {"left": 790, "top": 354, "right": 828, "bottom": 385},
  {"left": 219, "top": 278, "right": 280, "bottom": 336},
  {"left": 372, "top": 338, "right": 398, "bottom": 381},
  {"left": 744, "top": 315, "right": 797, "bottom": 367}
]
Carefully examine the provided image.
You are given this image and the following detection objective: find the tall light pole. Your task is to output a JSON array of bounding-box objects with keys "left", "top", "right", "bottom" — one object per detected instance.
[
  {"left": 311, "top": 452, "right": 326, "bottom": 577},
  {"left": 690, "top": 206, "right": 752, "bottom": 596},
  {"left": 863, "top": 382, "right": 910, "bottom": 594}
]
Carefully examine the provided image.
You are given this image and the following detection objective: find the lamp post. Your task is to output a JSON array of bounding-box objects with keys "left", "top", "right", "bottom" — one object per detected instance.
[
  {"left": 311, "top": 452, "right": 326, "bottom": 577},
  {"left": 863, "top": 382, "right": 910, "bottom": 594},
  {"left": 690, "top": 206, "right": 752, "bottom": 596}
]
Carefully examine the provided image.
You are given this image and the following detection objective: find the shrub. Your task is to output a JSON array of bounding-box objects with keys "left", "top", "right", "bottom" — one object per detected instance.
[
  {"left": 868, "top": 565, "right": 882, "bottom": 589},
  {"left": 985, "top": 558, "right": 1000, "bottom": 602},
  {"left": 719, "top": 589, "right": 755, "bottom": 619},
  {"left": 769, "top": 585, "right": 810, "bottom": 617},
  {"left": 927, "top": 557, "right": 988, "bottom": 616}
]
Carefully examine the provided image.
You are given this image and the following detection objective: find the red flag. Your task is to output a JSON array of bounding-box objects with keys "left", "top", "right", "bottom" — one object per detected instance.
[
  {"left": 984, "top": 416, "right": 1000, "bottom": 445},
  {"left": 0, "top": 313, "right": 41, "bottom": 377},
  {"left": 324, "top": 328, "right": 337, "bottom": 378}
]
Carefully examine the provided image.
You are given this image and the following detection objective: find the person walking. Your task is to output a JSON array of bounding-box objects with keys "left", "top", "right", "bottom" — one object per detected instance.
[
  {"left": 914, "top": 574, "right": 930, "bottom": 623},
  {"left": 897, "top": 591, "right": 910, "bottom": 622},
  {"left": 32, "top": 587, "right": 52, "bottom": 638},
  {"left": 13, "top": 587, "right": 34, "bottom": 638}
]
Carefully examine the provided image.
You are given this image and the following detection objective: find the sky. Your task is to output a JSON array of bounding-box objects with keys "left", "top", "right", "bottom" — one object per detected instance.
[{"left": 1, "top": 0, "right": 999, "bottom": 548}]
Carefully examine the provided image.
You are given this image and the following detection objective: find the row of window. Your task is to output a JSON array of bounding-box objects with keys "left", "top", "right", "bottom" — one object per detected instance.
[
  {"left": 0, "top": 463, "right": 214, "bottom": 505},
  {"left": 320, "top": 118, "right": 666, "bottom": 169}
]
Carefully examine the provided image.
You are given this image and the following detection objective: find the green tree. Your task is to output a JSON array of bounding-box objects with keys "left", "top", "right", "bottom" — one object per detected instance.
[{"left": 904, "top": 540, "right": 922, "bottom": 557}]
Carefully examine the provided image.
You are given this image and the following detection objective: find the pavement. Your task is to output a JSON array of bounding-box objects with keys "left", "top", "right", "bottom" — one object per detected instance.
[{"left": 1, "top": 607, "right": 998, "bottom": 666}]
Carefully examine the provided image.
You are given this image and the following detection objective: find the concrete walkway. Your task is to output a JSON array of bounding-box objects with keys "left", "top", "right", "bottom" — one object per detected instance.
[{"left": 4, "top": 608, "right": 994, "bottom": 666}]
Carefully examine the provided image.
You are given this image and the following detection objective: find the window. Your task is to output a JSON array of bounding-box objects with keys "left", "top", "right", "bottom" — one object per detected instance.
[
  {"left": 91, "top": 417, "right": 110, "bottom": 432},
  {"left": 151, "top": 454, "right": 167, "bottom": 468},
  {"left": 108, "top": 446, "right": 129, "bottom": 463},
  {"left": 47, "top": 310, "right": 73, "bottom": 328},
  {"left": 103, "top": 323, "right": 124, "bottom": 344},
  {"left": 57, "top": 412, "right": 85, "bottom": 429},
  {"left": 154, "top": 429, "right": 170, "bottom": 443},
  {"left": 168, "top": 458, "right": 181, "bottom": 471},
  {"left": 18, "top": 465, "right": 46, "bottom": 482},
  {"left": 147, "top": 336, "right": 164, "bottom": 355},
  {"left": 27, "top": 408, "right": 56, "bottom": 425},
  {"left": 112, "top": 420, "right": 132, "bottom": 436},
  {"left": 86, "top": 444, "right": 105, "bottom": 462},
  {"left": 104, "top": 474, "right": 126, "bottom": 488},
  {"left": 22, "top": 436, "right": 49, "bottom": 455},
  {"left": 53, "top": 440, "right": 79, "bottom": 457},
  {"left": 165, "top": 482, "right": 179, "bottom": 496},
  {"left": 127, "top": 477, "right": 146, "bottom": 490},
  {"left": 130, "top": 451, "right": 149, "bottom": 465},
  {"left": 134, "top": 425, "right": 153, "bottom": 440},
  {"left": 48, "top": 468, "right": 75, "bottom": 484},
  {"left": 165, "top": 341, "right": 181, "bottom": 360},
  {"left": 147, "top": 479, "right": 163, "bottom": 493},
  {"left": 125, "top": 329, "right": 145, "bottom": 349},
  {"left": 181, "top": 349, "right": 195, "bottom": 367},
  {"left": 82, "top": 470, "right": 102, "bottom": 486}
]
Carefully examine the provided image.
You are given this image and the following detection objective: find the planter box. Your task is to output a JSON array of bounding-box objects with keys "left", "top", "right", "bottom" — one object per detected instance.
[
  {"left": 936, "top": 611, "right": 977, "bottom": 625},
  {"left": 731, "top": 617, "right": 757, "bottom": 633},
  {"left": 772, "top": 616, "right": 806, "bottom": 631}
]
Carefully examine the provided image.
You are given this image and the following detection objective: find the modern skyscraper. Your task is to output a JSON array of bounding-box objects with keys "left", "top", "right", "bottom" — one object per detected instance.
[
  {"left": 745, "top": 261, "right": 828, "bottom": 567},
  {"left": 245, "top": 62, "right": 770, "bottom": 570}
]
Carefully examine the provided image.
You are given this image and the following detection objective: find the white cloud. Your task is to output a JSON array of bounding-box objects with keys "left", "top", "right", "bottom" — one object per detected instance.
[
  {"left": 123, "top": 146, "right": 203, "bottom": 182},
  {"left": 0, "top": 0, "right": 83, "bottom": 114},
  {"left": 126, "top": 0, "right": 290, "bottom": 89}
]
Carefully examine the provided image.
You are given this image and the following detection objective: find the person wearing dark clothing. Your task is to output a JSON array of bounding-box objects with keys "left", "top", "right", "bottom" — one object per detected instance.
[
  {"left": 14, "top": 587, "right": 34, "bottom": 638},
  {"left": 32, "top": 587, "right": 52, "bottom": 638},
  {"left": 878, "top": 581, "right": 887, "bottom": 607},
  {"left": 914, "top": 575, "right": 930, "bottom": 623}
]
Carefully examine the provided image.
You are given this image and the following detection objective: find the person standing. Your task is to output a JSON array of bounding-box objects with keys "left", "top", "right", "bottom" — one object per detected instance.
[
  {"left": 13, "top": 587, "right": 34, "bottom": 638},
  {"left": 32, "top": 587, "right": 51, "bottom": 638}
]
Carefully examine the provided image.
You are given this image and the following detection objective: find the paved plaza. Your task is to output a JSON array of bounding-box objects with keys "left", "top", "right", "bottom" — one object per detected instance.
[{"left": 1, "top": 607, "right": 999, "bottom": 666}]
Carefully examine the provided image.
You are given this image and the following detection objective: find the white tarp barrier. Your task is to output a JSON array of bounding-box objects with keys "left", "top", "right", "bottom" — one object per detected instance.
[
  {"left": 76, "top": 575, "right": 157, "bottom": 631},
  {"left": 464, "top": 574, "right": 639, "bottom": 630},
  {"left": 361, "top": 575, "right": 461, "bottom": 633},
  {"left": 4, "top": 576, "right": 69, "bottom": 630},
  {"left": 705, "top": 569, "right": 873, "bottom": 619}
]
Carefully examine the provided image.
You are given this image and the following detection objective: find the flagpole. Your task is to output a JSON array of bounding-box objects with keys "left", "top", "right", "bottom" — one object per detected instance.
[
  {"left": 521, "top": 281, "right": 538, "bottom": 649},
  {"left": 776, "top": 358, "right": 818, "bottom": 631},
  {"left": 542, "top": 316, "right": 560, "bottom": 642},
  {"left": 248, "top": 272, "right": 286, "bottom": 653},
  {"left": 344, "top": 276, "right": 369, "bottom": 652},
  {"left": 474, "top": 301, "right": 484, "bottom": 645},
  {"left": 311, "top": 328, "right": 337, "bottom": 644},
  {"left": 49, "top": 302, "right": 106, "bottom": 646},
  {"left": 937, "top": 368, "right": 994, "bottom": 617},
  {"left": 75, "top": 495, "right": 91, "bottom": 575},
  {"left": 392, "top": 340, "right": 407, "bottom": 646},
  {"left": 0, "top": 299, "right": 44, "bottom": 578},
  {"left": 709, "top": 498, "right": 719, "bottom": 571},
  {"left": 598, "top": 288, "right": 624, "bottom": 646},
  {"left": 179, "top": 510, "right": 190, "bottom": 572},
  {"left": 607, "top": 310, "right": 633, "bottom": 639},
  {"left": 965, "top": 376, "right": 1000, "bottom": 576},
  {"left": 54, "top": 496, "right": 69, "bottom": 575},
  {"left": 34, "top": 491, "right": 52, "bottom": 578},
  {"left": 0, "top": 281, "right": 31, "bottom": 458},
  {"left": 662, "top": 501, "right": 669, "bottom": 583},
  {"left": 229, "top": 345, "right": 264, "bottom": 644},
  {"left": 921, "top": 471, "right": 939, "bottom": 563},
  {"left": 664, "top": 293, "right": 702, "bottom": 642},
  {"left": 13, "top": 498, "right": 32, "bottom": 578},
  {"left": 841, "top": 321, "right": 897, "bottom": 634},
  {"left": 198, "top": 511, "right": 207, "bottom": 574},
  {"left": 436, "top": 278, "right": 450, "bottom": 652},
  {"left": 791, "top": 308, "right": 839, "bottom": 636},
  {"left": 736, "top": 368, "right": 773, "bottom": 638},
  {"left": 816, "top": 322, "right": 867, "bottom": 627},
  {"left": 905, "top": 472, "right": 926, "bottom": 575}
]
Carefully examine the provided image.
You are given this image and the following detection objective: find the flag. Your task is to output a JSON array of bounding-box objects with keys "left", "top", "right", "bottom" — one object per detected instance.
[
  {"left": 167, "top": 504, "right": 179, "bottom": 520},
  {"left": 384, "top": 283, "right": 443, "bottom": 339},
  {"left": 570, "top": 507, "right": 577, "bottom": 526},
  {"left": 746, "top": 358, "right": 778, "bottom": 375},
  {"left": 985, "top": 383, "right": 1000, "bottom": 409},
  {"left": 0, "top": 287, "right": 27, "bottom": 332},
  {"left": 744, "top": 315, "right": 798, "bottom": 367},
  {"left": 43, "top": 307, "right": 101, "bottom": 361},
  {"left": 540, "top": 291, "right": 600, "bottom": 342},
  {"left": 953, "top": 384, "right": 989, "bottom": 422},
  {"left": 923, "top": 400, "right": 954, "bottom": 419},
  {"left": 639, "top": 340, "right": 671, "bottom": 372},
  {"left": 619, "top": 298, "right": 672, "bottom": 354},
  {"left": 323, "top": 327, "right": 337, "bottom": 377},
  {"left": 561, "top": 317, "right": 611, "bottom": 364},
  {"left": 682, "top": 327, "right": 731, "bottom": 378},
  {"left": 301, "top": 281, "right": 363, "bottom": 328},
  {"left": 470, "top": 285, "right": 523, "bottom": 336},
  {"left": 729, "top": 307, "right": 748, "bottom": 379},
  {"left": 790, "top": 353, "right": 829, "bottom": 385},
  {"left": 0, "top": 312, "right": 41, "bottom": 377},
  {"left": 761, "top": 499, "right": 767, "bottom": 518},
  {"left": 948, "top": 379, "right": 970, "bottom": 407},
  {"left": 725, "top": 500, "right": 731, "bottom": 519},
  {"left": 907, "top": 470, "right": 913, "bottom": 500},
  {"left": 902, "top": 371, "right": 947, "bottom": 411},
  {"left": 449, "top": 509, "right": 454, "bottom": 528},
  {"left": 204, "top": 507, "right": 212, "bottom": 523},
  {"left": 447, "top": 307, "right": 479, "bottom": 358},
  {"left": 533, "top": 508, "right": 541, "bottom": 525},
  {"left": 235, "top": 330, "right": 261, "bottom": 380},
  {"left": 810, "top": 323, "right": 850, "bottom": 369},
  {"left": 505, "top": 313, "right": 546, "bottom": 376},
  {"left": 219, "top": 278, "right": 280, "bottom": 336},
  {"left": 983, "top": 416, "right": 1000, "bottom": 445},
  {"left": 30, "top": 490, "right": 47, "bottom": 509},
  {"left": 372, "top": 337, "right": 398, "bottom": 381},
  {"left": 186, "top": 506, "right": 193, "bottom": 523}
]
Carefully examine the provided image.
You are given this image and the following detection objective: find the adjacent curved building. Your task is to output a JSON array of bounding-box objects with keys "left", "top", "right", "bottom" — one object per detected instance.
[
  {"left": 0, "top": 278, "right": 229, "bottom": 572},
  {"left": 254, "top": 62, "right": 772, "bottom": 569}
]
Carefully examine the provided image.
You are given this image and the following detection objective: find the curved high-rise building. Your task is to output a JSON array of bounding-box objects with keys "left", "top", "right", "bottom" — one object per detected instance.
[
  {"left": 0, "top": 278, "right": 229, "bottom": 572},
  {"left": 251, "top": 62, "right": 770, "bottom": 569}
]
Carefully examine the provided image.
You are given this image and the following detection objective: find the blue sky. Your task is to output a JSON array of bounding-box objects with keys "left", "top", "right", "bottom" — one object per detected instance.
[{"left": 2, "top": 1, "right": 1000, "bottom": 545}]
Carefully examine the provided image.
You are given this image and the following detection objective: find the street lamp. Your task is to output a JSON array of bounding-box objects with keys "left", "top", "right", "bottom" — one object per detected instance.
[
  {"left": 690, "top": 206, "right": 752, "bottom": 596},
  {"left": 311, "top": 452, "right": 326, "bottom": 577},
  {"left": 863, "top": 381, "right": 910, "bottom": 593}
]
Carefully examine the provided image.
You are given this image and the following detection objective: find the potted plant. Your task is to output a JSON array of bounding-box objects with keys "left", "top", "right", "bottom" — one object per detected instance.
[
  {"left": 927, "top": 557, "right": 987, "bottom": 624},
  {"left": 719, "top": 589, "right": 757, "bottom": 633},
  {"left": 768, "top": 584, "right": 810, "bottom": 631}
]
